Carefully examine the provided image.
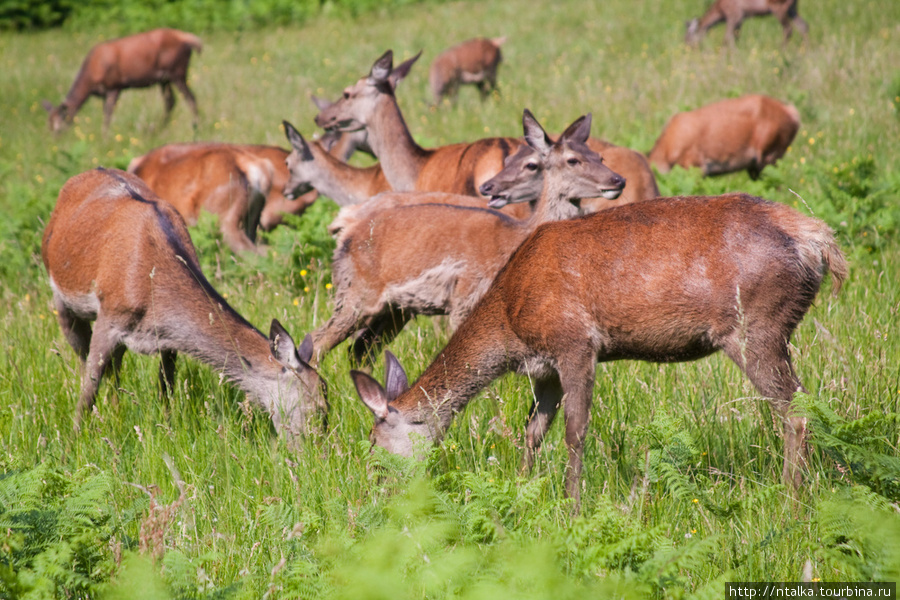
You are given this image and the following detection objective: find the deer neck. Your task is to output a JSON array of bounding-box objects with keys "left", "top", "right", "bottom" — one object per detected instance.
[
  {"left": 526, "top": 176, "right": 582, "bottom": 228},
  {"left": 365, "top": 95, "right": 431, "bottom": 191},
  {"left": 391, "top": 302, "right": 526, "bottom": 434},
  {"left": 308, "top": 142, "right": 376, "bottom": 206}
]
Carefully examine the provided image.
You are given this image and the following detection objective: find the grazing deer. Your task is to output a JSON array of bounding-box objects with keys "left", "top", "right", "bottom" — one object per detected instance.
[
  {"left": 308, "top": 109, "right": 624, "bottom": 366},
  {"left": 647, "top": 94, "right": 800, "bottom": 180},
  {"left": 429, "top": 37, "right": 506, "bottom": 104},
  {"left": 42, "top": 28, "right": 202, "bottom": 133},
  {"left": 315, "top": 50, "right": 524, "bottom": 198},
  {"left": 685, "top": 0, "right": 808, "bottom": 47},
  {"left": 42, "top": 168, "right": 327, "bottom": 435},
  {"left": 352, "top": 193, "right": 847, "bottom": 509},
  {"left": 481, "top": 137, "right": 659, "bottom": 211},
  {"left": 128, "top": 142, "right": 317, "bottom": 254}
]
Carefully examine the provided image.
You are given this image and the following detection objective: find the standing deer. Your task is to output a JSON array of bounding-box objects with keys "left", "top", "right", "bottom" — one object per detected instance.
[
  {"left": 352, "top": 193, "right": 846, "bottom": 509},
  {"left": 307, "top": 109, "right": 624, "bottom": 366},
  {"left": 647, "top": 94, "right": 800, "bottom": 180},
  {"left": 685, "top": 0, "right": 808, "bottom": 47},
  {"left": 42, "top": 28, "right": 202, "bottom": 133},
  {"left": 481, "top": 136, "right": 659, "bottom": 211},
  {"left": 280, "top": 121, "right": 531, "bottom": 238},
  {"left": 315, "top": 50, "right": 522, "bottom": 198},
  {"left": 429, "top": 37, "right": 507, "bottom": 104},
  {"left": 42, "top": 168, "right": 327, "bottom": 435}
]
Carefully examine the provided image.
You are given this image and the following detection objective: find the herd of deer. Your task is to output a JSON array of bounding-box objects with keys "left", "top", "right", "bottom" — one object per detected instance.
[{"left": 41, "top": 0, "right": 845, "bottom": 509}]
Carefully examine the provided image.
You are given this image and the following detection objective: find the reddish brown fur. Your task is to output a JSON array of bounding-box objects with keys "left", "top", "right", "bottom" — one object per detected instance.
[
  {"left": 309, "top": 110, "right": 624, "bottom": 367},
  {"left": 128, "top": 142, "right": 317, "bottom": 254},
  {"left": 42, "top": 28, "right": 202, "bottom": 133},
  {"left": 685, "top": 0, "right": 808, "bottom": 47},
  {"left": 648, "top": 94, "right": 800, "bottom": 180},
  {"left": 42, "top": 168, "right": 327, "bottom": 435},
  {"left": 353, "top": 193, "right": 847, "bottom": 509},
  {"left": 429, "top": 37, "right": 506, "bottom": 104}
]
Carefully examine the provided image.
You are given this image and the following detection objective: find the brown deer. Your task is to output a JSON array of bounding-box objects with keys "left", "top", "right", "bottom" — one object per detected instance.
[
  {"left": 352, "top": 193, "right": 847, "bottom": 509},
  {"left": 481, "top": 137, "right": 659, "bottom": 211},
  {"left": 42, "top": 28, "right": 202, "bottom": 133},
  {"left": 429, "top": 37, "right": 507, "bottom": 104},
  {"left": 42, "top": 167, "right": 327, "bottom": 435},
  {"left": 308, "top": 109, "right": 624, "bottom": 367},
  {"left": 685, "top": 0, "right": 808, "bottom": 47},
  {"left": 280, "top": 122, "right": 531, "bottom": 238},
  {"left": 647, "top": 94, "right": 800, "bottom": 180},
  {"left": 128, "top": 142, "right": 317, "bottom": 254},
  {"left": 315, "top": 50, "right": 524, "bottom": 198}
]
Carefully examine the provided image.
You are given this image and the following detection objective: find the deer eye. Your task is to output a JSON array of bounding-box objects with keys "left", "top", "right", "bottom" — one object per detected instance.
[
  {"left": 567, "top": 158, "right": 580, "bottom": 166},
  {"left": 343, "top": 91, "right": 350, "bottom": 99},
  {"left": 525, "top": 162, "right": 539, "bottom": 171}
]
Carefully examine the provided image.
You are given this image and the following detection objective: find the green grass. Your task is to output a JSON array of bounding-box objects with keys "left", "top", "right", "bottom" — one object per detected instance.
[{"left": 1, "top": 0, "right": 900, "bottom": 597}]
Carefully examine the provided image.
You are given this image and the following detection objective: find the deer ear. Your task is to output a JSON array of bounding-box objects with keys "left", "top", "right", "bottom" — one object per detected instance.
[
  {"left": 522, "top": 109, "right": 552, "bottom": 155},
  {"left": 351, "top": 370, "right": 390, "bottom": 420},
  {"left": 389, "top": 50, "right": 421, "bottom": 89},
  {"left": 297, "top": 334, "right": 314, "bottom": 365},
  {"left": 269, "top": 319, "right": 303, "bottom": 369},
  {"left": 383, "top": 351, "right": 410, "bottom": 401},
  {"left": 283, "top": 121, "right": 313, "bottom": 161},
  {"left": 369, "top": 50, "right": 394, "bottom": 84},
  {"left": 559, "top": 113, "right": 592, "bottom": 146},
  {"left": 310, "top": 94, "right": 332, "bottom": 111}
]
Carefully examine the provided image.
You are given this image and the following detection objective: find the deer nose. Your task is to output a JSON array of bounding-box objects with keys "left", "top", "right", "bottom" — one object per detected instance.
[{"left": 479, "top": 180, "right": 496, "bottom": 196}]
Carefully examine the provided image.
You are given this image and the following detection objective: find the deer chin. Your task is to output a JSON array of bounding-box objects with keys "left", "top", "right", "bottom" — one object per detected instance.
[
  {"left": 487, "top": 196, "right": 510, "bottom": 209},
  {"left": 600, "top": 188, "right": 624, "bottom": 200}
]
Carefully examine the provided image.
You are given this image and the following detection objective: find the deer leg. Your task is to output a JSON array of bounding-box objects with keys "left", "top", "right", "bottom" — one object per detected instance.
[
  {"left": 75, "top": 316, "right": 120, "bottom": 431},
  {"left": 244, "top": 188, "right": 265, "bottom": 244},
  {"left": 723, "top": 334, "right": 806, "bottom": 490},
  {"left": 558, "top": 352, "right": 597, "bottom": 511},
  {"left": 159, "top": 349, "right": 177, "bottom": 399},
  {"left": 102, "top": 90, "right": 120, "bottom": 134},
  {"left": 172, "top": 78, "right": 199, "bottom": 128},
  {"left": 160, "top": 82, "right": 176, "bottom": 121},
  {"left": 54, "top": 296, "right": 92, "bottom": 362},
  {"left": 523, "top": 373, "right": 563, "bottom": 473},
  {"left": 220, "top": 191, "right": 259, "bottom": 254},
  {"left": 350, "top": 307, "right": 410, "bottom": 368},
  {"left": 309, "top": 303, "right": 370, "bottom": 367}
]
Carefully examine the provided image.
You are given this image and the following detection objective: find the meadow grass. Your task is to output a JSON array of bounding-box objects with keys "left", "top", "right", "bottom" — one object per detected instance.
[{"left": 1, "top": 0, "right": 899, "bottom": 597}]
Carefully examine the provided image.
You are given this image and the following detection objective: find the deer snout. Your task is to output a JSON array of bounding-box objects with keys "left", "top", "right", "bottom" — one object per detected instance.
[{"left": 600, "top": 174, "right": 626, "bottom": 200}]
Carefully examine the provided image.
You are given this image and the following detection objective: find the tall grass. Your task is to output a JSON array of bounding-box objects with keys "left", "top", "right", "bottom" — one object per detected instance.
[{"left": 1, "top": 0, "right": 899, "bottom": 597}]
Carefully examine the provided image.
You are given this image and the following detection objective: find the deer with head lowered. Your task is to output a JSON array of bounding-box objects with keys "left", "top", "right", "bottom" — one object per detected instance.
[
  {"left": 429, "top": 37, "right": 507, "bottom": 105},
  {"left": 647, "top": 94, "right": 800, "bottom": 180},
  {"left": 43, "top": 28, "right": 202, "bottom": 134},
  {"left": 42, "top": 168, "right": 327, "bottom": 435},
  {"left": 685, "top": 0, "right": 808, "bottom": 48},
  {"left": 128, "top": 142, "right": 319, "bottom": 254},
  {"left": 305, "top": 109, "right": 624, "bottom": 367},
  {"left": 352, "top": 192, "right": 847, "bottom": 510}
]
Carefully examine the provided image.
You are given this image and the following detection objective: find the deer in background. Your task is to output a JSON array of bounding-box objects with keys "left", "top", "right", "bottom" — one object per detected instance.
[
  {"left": 429, "top": 37, "right": 506, "bottom": 104},
  {"left": 307, "top": 109, "right": 624, "bottom": 366},
  {"left": 42, "top": 28, "right": 202, "bottom": 134},
  {"left": 42, "top": 168, "right": 327, "bottom": 435},
  {"left": 647, "top": 94, "right": 800, "bottom": 180},
  {"left": 685, "top": 0, "right": 808, "bottom": 48},
  {"left": 352, "top": 192, "right": 846, "bottom": 510},
  {"left": 128, "top": 142, "right": 318, "bottom": 254}
]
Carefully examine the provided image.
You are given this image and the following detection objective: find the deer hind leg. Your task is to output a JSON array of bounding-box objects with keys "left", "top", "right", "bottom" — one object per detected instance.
[
  {"left": 722, "top": 332, "right": 806, "bottom": 490},
  {"left": 172, "top": 78, "right": 199, "bottom": 127},
  {"left": 349, "top": 307, "right": 410, "bottom": 368},
  {"left": 75, "top": 316, "right": 122, "bottom": 431},
  {"left": 309, "top": 301, "right": 371, "bottom": 367},
  {"left": 102, "top": 89, "right": 120, "bottom": 134},
  {"left": 159, "top": 349, "right": 177, "bottom": 399},
  {"left": 523, "top": 373, "right": 563, "bottom": 473},
  {"left": 54, "top": 296, "right": 92, "bottom": 362},
  {"left": 161, "top": 82, "right": 176, "bottom": 121}
]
